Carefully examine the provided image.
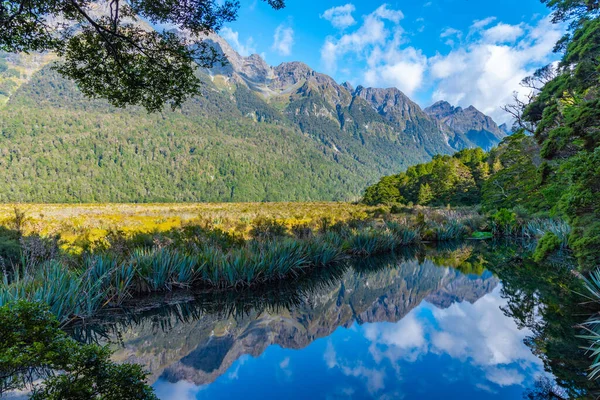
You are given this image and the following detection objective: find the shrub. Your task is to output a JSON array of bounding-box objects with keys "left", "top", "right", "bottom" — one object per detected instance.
[
  {"left": 533, "top": 232, "right": 562, "bottom": 262},
  {"left": 492, "top": 209, "right": 517, "bottom": 235},
  {"left": 390, "top": 204, "right": 407, "bottom": 214},
  {"left": 250, "top": 217, "right": 288, "bottom": 240},
  {"left": 0, "top": 227, "right": 20, "bottom": 268},
  {"left": 0, "top": 301, "right": 157, "bottom": 399},
  {"left": 291, "top": 223, "right": 313, "bottom": 239}
]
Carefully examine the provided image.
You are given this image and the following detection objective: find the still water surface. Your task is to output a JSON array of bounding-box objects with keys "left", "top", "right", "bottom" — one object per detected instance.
[{"left": 82, "top": 242, "right": 593, "bottom": 399}]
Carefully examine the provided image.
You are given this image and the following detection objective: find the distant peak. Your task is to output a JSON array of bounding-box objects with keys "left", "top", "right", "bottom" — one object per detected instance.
[
  {"left": 425, "top": 100, "right": 457, "bottom": 117},
  {"left": 275, "top": 61, "right": 311, "bottom": 72},
  {"left": 432, "top": 100, "right": 452, "bottom": 107},
  {"left": 341, "top": 81, "right": 354, "bottom": 93}
]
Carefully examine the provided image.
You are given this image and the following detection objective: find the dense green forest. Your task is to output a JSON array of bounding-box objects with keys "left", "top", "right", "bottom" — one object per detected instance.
[
  {"left": 363, "top": 0, "right": 600, "bottom": 270},
  {"left": 0, "top": 69, "right": 370, "bottom": 202},
  {"left": 363, "top": 133, "right": 544, "bottom": 210},
  {"left": 0, "top": 56, "right": 448, "bottom": 203}
]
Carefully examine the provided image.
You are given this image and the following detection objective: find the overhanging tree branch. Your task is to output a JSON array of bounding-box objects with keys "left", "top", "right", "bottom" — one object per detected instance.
[{"left": 0, "top": 0, "right": 285, "bottom": 111}]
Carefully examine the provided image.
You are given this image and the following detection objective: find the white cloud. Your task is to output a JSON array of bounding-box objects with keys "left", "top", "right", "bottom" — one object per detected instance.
[
  {"left": 483, "top": 23, "right": 525, "bottom": 43},
  {"left": 372, "top": 4, "right": 404, "bottom": 23},
  {"left": 220, "top": 27, "right": 257, "bottom": 57},
  {"left": 440, "top": 27, "right": 462, "bottom": 39},
  {"left": 430, "top": 51, "right": 467, "bottom": 79},
  {"left": 429, "top": 16, "right": 564, "bottom": 123},
  {"left": 440, "top": 27, "right": 463, "bottom": 47},
  {"left": 153, "top": 380, "right": 207, "bottom": 400},
  {"left": 324, "top": 341, "right": 387, "bottom": 394},
  {"left": 321, "top": 4, "right": 428, "bottom": 95},
  {"left": 364, "top": 46, "right": 428, "bottom": 96},
  {"left": 358, "top": 286, "right": 549, "bottom": 391},
  {"left": 320, "top": 4, "right": 357, "bottom": 29},
  {"left": 321, "top": 4, "right": 401, "bottom": 68},
  {"left": 471, "top": 17, "right": 497, "bottom": 30},
  {"left": 272, "top": 24, "right": 295, "bottom": 56},
  {"left": 279, "top": 357, "right": 290, "bottom": 369}
]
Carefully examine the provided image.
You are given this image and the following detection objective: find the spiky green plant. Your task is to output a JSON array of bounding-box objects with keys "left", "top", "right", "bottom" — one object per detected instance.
[
  {"left": 580, "top": 268, "right": 600, "bottom": 379},
  {"left": 432, "top": 221, "right": 468, "bottom": 241},
  {"left": 525, "top": 219, "right": 571, "bottom": 246},
  {"left": 347, "top": 229, "right": 396, "bottom": 256},
  {"left": 385, "top": 221, "right": 420, "bottom": 245}
]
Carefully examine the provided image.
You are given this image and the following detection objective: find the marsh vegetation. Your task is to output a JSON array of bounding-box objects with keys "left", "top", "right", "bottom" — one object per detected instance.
[{"left": 0, "top": 203, "right": 572, "bottom": 325}]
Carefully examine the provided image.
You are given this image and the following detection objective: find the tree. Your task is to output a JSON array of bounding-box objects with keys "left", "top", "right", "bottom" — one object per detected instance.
[
  {"left": 0, "top": 300, "right": 157, "bottom": 399},
  {"left": 502, "top": 64, "right": 558, "bottom": 134},
  {"left": 0, "top": 0, "right": 285, "bottom": 112},
  {"left": 518, "top": 4, "right": 600, "bottom": 269},
  {"left": 542, "top": 0, "right": 599, "bottom": 24},
  {"left": 417, "top": 183, "right": 434, "bottom": 205}
]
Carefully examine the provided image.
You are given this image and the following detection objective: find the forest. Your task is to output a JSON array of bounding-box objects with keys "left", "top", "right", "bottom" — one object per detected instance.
[{"left": 363, "top": 2, "right": 600, "bottom": 271}]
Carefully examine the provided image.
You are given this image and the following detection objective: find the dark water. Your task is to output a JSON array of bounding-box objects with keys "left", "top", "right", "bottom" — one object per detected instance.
[{"left": 78, "top": 242, "right": 598, "bottom": 399}]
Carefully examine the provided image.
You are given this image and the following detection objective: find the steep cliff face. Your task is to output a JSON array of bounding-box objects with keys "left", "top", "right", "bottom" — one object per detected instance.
[
  {"left": 425, "top": 101, "right": 507, "bottom": 150},
  {"left": 107, "top": 257, "right": 498, "bottom": 385}
]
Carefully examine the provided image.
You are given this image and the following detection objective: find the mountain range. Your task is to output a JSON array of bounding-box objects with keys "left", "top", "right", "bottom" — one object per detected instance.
[
  {"left": 102, "top": 253, "right": 498, "bottom": 385},
  {"left": 0, "top": 33, "right": 506, "bottom": 202}
]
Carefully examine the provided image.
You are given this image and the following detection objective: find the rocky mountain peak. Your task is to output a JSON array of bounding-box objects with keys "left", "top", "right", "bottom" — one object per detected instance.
[
  {"left": 354, "top": 86, "right": 427, "bottom": 127},
  {"left": 425, "top": 100, "right": 463, "bottom": 119},
  {"left": 200, "top": 32, "right": 505, "bottom": 152},
  {"left": 425, "top": 101, "right": 506, "bottom": 150},
  {"left": 341, "top": 82, "right": 354, "bottom": 93},
  {"left": 271, "top": 61, "right": 313, "bottom": 90}
]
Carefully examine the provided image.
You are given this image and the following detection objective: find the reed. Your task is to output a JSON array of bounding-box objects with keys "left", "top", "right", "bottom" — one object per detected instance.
[
  {"left": 580, "top": 268, "right": 600, "bottom": 379},
  {"left": 524, "top": 218, "right": 571, "bottom": 247},
  {"left": 0, "top": 215, "right": 451, "bottom": 322},
  {"left": 436, "top": 221, "right": 468, "bottom": 241}
]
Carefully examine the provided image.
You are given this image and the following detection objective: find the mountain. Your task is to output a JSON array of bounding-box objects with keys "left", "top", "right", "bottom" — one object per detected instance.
[
  {"left": 425, "top": 100, "right": 507, "bottom": 151},
  {"left": 0, "top": 34, "right": 505, "bottom": 202},
  {"left": 499, "top": 123, "right": 512, "bottom": 136},
  {"left": 103, "top": 253, "right": 498, "bottom": 385}
]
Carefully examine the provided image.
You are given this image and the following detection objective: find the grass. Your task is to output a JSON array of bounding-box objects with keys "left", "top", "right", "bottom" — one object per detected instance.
[
  {"left": 0, "top": 203, "right": 384, "bottom": 254},
  {"left": 0, "top": 227, "right": 407, "bottom": 322},
  {"left": 580, "top": 269, "right": 600, "bottom": 379},
  {"left": 0, "top": 202, "right": 573, "bottom": 323}
]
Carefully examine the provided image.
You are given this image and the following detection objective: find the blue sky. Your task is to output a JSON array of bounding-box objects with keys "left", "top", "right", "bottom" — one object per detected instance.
[
  {"left": 218, "top": 0, "right": 564, "bottom": 123},
  {"left": 153, "top": 286, "right": 549, "bottom": 399}
]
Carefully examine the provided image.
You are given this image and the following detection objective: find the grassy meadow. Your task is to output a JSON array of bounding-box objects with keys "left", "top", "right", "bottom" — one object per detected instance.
[
  {"left": 0, "top": 202, "right": 383, "bottom": 254},
  {"left": 0, "top": 201, "right": 570, "bottom": 324}
]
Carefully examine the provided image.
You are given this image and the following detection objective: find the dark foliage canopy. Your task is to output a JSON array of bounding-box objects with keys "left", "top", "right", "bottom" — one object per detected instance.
[
  {"left": 0, "top": 0, "right": 284, "bottom": 111},
  {"left": 0, "top": 300, "right": 157, "bottom": 398}
]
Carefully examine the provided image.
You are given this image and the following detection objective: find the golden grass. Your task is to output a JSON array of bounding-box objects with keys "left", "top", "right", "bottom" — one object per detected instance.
[{"left": 0, "top": 203, "right": 384, "bottom": 253}]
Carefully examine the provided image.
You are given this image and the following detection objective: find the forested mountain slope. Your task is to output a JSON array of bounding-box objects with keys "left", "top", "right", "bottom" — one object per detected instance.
[{"left": 0, "top": 34, "right": 505, "bottom": 202}]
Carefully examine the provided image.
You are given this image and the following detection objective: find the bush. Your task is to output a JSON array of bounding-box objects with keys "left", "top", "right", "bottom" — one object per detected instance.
[
  {"left": 533, "top": 232, "right": 562, "bottom": 262},
  {"left": 390, "top": 204, "right": 406, "bottom": 214},
  {"left": 492, "top": 209, "right": 517, "bottom": 235},
  {"left": 250, "top": 217, "right": 288, "bottom": 240},
  {"left": 0, "top": 227, "right": 20, "bottom": 267},
  {"left": 0, "top": 301, "right": 157, "bottom": 399},
  {"left": 291, "top": 223, "right": 313, "bottom": 239}
]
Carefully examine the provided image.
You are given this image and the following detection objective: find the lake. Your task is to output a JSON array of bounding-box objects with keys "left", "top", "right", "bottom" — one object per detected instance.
[{"left": 77, "top": 241, "right": 597, "bottom": 399}]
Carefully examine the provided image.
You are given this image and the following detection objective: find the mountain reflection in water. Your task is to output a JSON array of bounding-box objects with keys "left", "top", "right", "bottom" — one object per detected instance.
[{"left": 78, "top": 242, "right": 588, "bottom": 399}]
